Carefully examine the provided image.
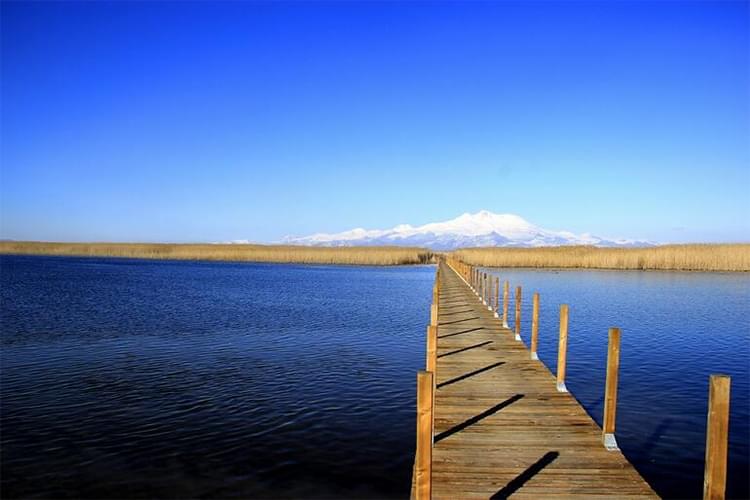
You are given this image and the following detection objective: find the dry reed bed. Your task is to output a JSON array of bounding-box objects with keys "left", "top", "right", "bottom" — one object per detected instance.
[
  {"left": 0, "top": 242, "right": 433, "bottom": 266},
  {"left": 453, "top": 244, "right": 750, "bottom": 272}
]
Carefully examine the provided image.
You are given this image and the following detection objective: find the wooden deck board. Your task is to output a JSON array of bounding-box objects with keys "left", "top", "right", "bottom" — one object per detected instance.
[{"left": 423, "top": 261, "right": 658, "bottom": 499}]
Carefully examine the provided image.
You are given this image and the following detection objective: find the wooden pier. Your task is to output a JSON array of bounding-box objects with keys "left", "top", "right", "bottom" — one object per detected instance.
[
  {"left": 413, "top": 258, "right": 733, "bottom": 499},
  {"left": 413, "top": 259, "right": 660, "bottom": 498}
]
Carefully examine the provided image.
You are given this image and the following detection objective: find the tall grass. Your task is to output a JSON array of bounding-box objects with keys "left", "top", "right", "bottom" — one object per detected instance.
[
  {"left": 0, "top": 242, "right": 433, "bottom": 266},
  {"left": 4, "top": 242, "right": 747, "bottom": 270},
  {"left": 452, "top": 244, "right": 750, "bottom": 272}
]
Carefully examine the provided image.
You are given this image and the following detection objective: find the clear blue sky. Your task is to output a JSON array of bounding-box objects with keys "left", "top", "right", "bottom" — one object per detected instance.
[{"left": 1, "top": 1, "right": 748, "bottom": 243}]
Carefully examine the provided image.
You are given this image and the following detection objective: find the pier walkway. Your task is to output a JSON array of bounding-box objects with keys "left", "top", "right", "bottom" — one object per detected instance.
[{"left": 414, "top": 260, "right": 658, "bottom": 498}]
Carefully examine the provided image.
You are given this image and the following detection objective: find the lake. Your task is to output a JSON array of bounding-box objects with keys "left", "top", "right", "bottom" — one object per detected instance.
[{"left": 1, "top": 255, "right": 748, "bottom": 498}]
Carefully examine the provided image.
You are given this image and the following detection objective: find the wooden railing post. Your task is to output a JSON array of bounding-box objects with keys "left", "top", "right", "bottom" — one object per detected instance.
[
  {"left": 416, "top": 371, "right": 434, "bottom": 500},
  {"left": 556, "top": 304, "right": 569, "bottom": 392},
  {"left": 494, "top": 277, "right": 500, "bottom": 318},
  {"left": 426, "top": 325, "right": 437, "bottom": 373},
  {"left": 430, "top": 303, "right": 438, "bottom": 327},
  {"left": 704, "top": 374, "right": 731, "bottom": 500},
  {"left": 485, "top": 274, "right": 492, "bottom": 309},
  {"left": 603, "top": 327, "right": 621, "bottom": 450},
  {"left": 530, "top": 292, "right": 540, "bottom": 360},
  {"left": 486, "top": 273, "right": 493, "bottom": 311},
  {"left": 514, "top": 286, "right": 522, "bottom": 341},
  {"left": 502, "top": 280, "right": 509, "bottom": 328}
]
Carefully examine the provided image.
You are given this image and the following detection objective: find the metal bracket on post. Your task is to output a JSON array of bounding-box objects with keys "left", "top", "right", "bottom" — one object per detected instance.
[
  {"left": 556, "top": 382, "right": 568, "bottom": 393},
  {"left": 603, "top": 433, "right": 619, "bottom": 451}
]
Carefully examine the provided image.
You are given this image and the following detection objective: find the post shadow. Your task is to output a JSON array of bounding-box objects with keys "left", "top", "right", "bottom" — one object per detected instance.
[
  {"left": 438, "top": 340, "right": 493, "bottom": 358},
  {"left": 438, "top": 327, "right": 483, "bottom": 339},
  {"left": 440, "top": 309, "right": 474, "bottom": 316},
  {"left": 439, "top": 317, "right": 480, "bottom": 326},
  {"left": 437, "top": 361, "right": 505, "bottom": 389},
  {"left": 435, "top": 394, "right": 524, "bottom": 443},
  {"left": 490, "top": 451, "right": 560, "bottom": 499}
]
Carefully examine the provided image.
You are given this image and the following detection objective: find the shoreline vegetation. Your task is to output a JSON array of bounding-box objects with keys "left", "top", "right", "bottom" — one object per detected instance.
[
  {"left": 0, "top": 242, "right": 433, "bottom": 266},
  {"left": 453, "top": 244, "right": 750, "bottom": 272},
  {"left": 1, "top": 242, "right": 748, "bottom": 271}
]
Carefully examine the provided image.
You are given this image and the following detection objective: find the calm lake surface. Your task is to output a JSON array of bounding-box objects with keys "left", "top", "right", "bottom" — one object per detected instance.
[{"left": 1, "top": 255, "right": 748, "bottom": 499}]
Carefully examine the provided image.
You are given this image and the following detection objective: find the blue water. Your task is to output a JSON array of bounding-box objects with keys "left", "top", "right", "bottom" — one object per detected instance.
[
  {"left": 1, "top": 256, "right": 748, "bottom": 498},
  {"left": 484, "top": 267, "right": 750, "bottom": 499},
  {"left": 1, "top": 255, "right": 432, "bottom": 498}
]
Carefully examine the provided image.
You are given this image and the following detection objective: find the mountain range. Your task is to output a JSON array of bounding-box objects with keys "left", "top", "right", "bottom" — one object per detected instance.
[{"left": 281, "top": 211, "right": 651, "bottom": 250}]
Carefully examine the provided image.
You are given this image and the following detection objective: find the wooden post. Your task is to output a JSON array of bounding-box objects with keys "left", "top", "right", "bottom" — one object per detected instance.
[
  {"left": 430, "top": 303, "right": 438, "bottom": 327},
  {"left": 603, "top": 327, "right": 621, "bottom": 450},
  {"left": 514, "top": 286, "right": 522, "bottom": 341},
  {"left": 556, "top": 304, "right": 569, "bottom": 392},
  {"left": 530, "top": 292, "right": 540, "bottom": 360},
  {"left": 426, "top": 325, "right": 437, "bottom": 373},
  {"left": 487, "top": 274, "right": 492, "bottom": 310},
  {"left": 427, "top": 326, "right": 437, "bottom": 436},
  {"left": 415, "top": 371, "right": 433, "bottom": 500},
  {"left": 502, "top": 280, "right": 509, "bottom": 328},
  {"left": 486, "top": 273, "right": 493, "bottom": 311},
  {"left": 704, "top": 374, "right": 731, "bottom": 500},
  {"left": 494, "top": 277, "right": 500, "bottom": 318}
]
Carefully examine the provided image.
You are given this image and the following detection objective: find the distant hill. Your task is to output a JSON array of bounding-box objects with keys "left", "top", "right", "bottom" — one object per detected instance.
[{"left": 282, "top": 211, "right": 652, "bottom": 250}]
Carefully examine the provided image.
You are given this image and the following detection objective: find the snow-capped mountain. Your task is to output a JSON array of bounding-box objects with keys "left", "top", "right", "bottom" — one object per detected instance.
[{"left": 282, "top": 211, "right": 650, "bottom": 250}]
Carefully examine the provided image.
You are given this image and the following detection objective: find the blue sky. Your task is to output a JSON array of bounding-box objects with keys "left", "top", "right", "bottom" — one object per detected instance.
[{"left": 1, "top": 1, "right": 748, "bottom": 244}]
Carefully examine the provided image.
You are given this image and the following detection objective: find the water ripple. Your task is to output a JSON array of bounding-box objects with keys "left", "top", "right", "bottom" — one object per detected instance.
[{"left": 1, "top": 256, "right": 431, "bottom": 499}]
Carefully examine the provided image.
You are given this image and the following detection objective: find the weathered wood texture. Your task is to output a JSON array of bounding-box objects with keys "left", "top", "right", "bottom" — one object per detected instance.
[
  {"left": 426, "top": 261, "right": 657, "bottom": 499},
  {"left": 416, "top": 370, "right": 434, "bottom": 500},
  {"left": 703, "top": 374, "right": 730, "bottom": 500}
]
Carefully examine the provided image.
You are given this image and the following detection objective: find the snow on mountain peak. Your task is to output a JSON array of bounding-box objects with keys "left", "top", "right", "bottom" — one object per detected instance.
[{"left": 281, "top": 211, "right": 651, "bottom": 249}]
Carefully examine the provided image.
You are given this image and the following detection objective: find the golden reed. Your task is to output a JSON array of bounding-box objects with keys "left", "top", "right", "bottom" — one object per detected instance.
[
  {"left": 0, "top": 242, "right": 433, "bottom": 266},
  {"left": 2, "top": 242, "right": 747, "bottom": 271},
  {"left": 452, "top": 244, "right": 750, "bottom": 272}
]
